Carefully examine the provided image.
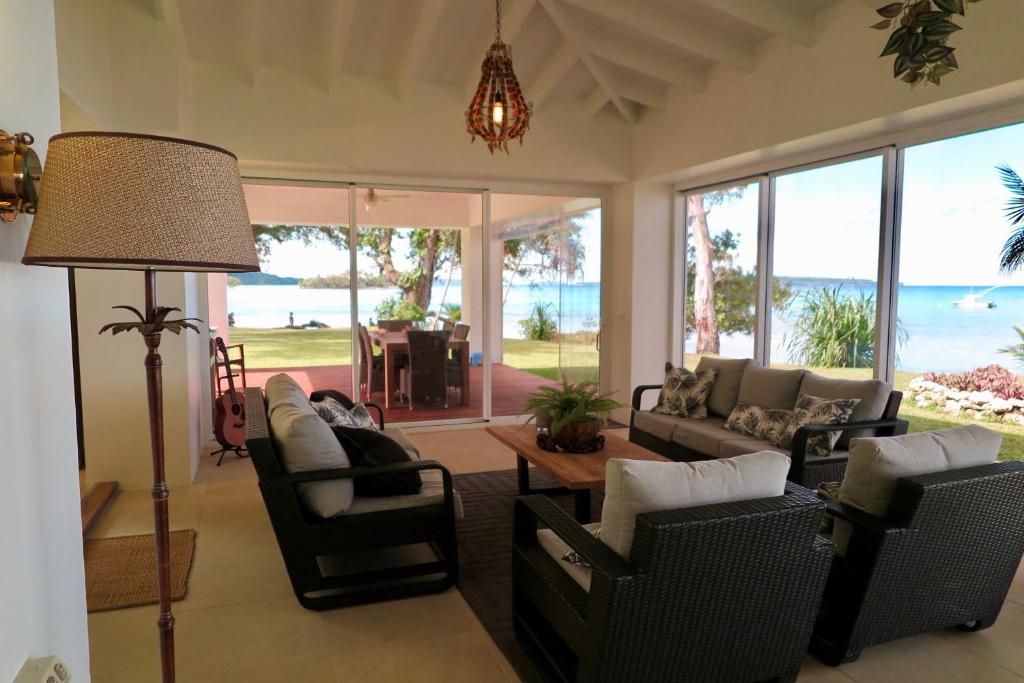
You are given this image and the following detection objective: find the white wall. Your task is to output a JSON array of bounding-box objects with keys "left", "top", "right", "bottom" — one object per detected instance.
[
  {"left": 76, "top": 270, "right": 211, "bottom": 490},
  {"left": 0, "top": 0, "right": 90, "bottom": 679},
  {"left": 605, "top": 181, "right": 675, "bottom": 421}
]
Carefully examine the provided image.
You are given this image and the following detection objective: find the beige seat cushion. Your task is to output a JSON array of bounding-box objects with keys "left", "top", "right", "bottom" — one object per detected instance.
[
  {"left": 670, "top": 417, "right": 730, "bottom": 456},
  {"left": 600, "top": 451, "right": 790, "bottom": 559},
  {"left": 696, "top": 357, "right": 751, "bottom": 418},
  {"left": 632, "top": 410, "right": 682, "bottom": 442},
  {"left": 799, "top": 373, "right": 891, "bottom": 449},
  {"left": 269, "top": 400, "right": 354, "bottom": 518},
  {"left": 737, "top": 365, "right": 805, "bottom": 409},
  {"left": 537, "top": 522, "right": 602, "bottom": 591},
  {"left": 831, "top": 425, "right": 1001, "bottom": 555},
  {"left": 719, "top": 437, "right": 780, "bottom": 458},
  {"left": 343, "top": 468, "right": 464, "bottom": 518}
]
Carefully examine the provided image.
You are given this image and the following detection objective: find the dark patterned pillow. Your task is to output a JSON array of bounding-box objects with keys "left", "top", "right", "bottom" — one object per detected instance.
[
  {"left": 652, "top": 364, "right": 718, "bottom": 419},
  {"left": 330, "top": 426, "right": 422, "bottom": 496},
  {"left": 312, "top": 397, "right": 379, "bottom": 430},
  {"left": 777, "top": 394, "right": 860, "bottom": 457},
  {"left": 724, "top": 402, "right": 793, "bottom": 442}
]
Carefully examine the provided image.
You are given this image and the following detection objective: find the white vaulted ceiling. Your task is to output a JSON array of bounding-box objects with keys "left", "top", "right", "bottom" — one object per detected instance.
[{"left": 138, "top": 0, "right": 847, "bottom": 124}]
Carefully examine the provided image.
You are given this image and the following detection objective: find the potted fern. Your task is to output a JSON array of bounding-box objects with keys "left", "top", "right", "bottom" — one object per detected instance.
[{"left": 524, "top": 378, "right": 622, "bottom": 452}]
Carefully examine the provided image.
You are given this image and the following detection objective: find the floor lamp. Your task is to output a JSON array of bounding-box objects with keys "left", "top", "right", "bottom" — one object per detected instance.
[{"left": 21, "top": 132, "right": 259, "bottom": 683}]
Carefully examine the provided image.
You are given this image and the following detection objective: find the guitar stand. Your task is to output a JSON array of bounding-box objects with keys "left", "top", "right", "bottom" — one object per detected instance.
[{"left": 210, "top": 446, "right": 249, "bottom": 467}]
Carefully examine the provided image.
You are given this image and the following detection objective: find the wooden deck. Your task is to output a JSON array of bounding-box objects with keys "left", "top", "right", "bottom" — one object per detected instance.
[{"left": 245, "top": 363, "right": 558, "bottom": 423}]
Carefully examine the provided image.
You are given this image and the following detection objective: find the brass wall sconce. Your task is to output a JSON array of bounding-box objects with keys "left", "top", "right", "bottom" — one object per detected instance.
[{"left": 0, "top": 130, "right": 42, "bottom": 222}]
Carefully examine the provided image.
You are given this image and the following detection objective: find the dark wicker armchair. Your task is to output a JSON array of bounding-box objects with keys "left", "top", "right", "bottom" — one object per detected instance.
[
  {"left": 513, "top": 483, "right": 832, "bottom": 682},
  {"left": 244, "top": 387, "right": 459, "bottom": 610},
  {"left": 812, "top": 460, "right": 1024, "bottom": 665}
]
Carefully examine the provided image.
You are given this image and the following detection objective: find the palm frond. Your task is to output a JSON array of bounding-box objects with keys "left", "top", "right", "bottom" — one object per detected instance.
[
  {"left": 998, "top": 165, "right": 1024, "bottom": 273},
  {"left": 111, "top": 305, "right": 146, "bottom": 321}
]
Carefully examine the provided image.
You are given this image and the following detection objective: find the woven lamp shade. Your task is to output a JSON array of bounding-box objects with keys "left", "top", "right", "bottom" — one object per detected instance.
[{"left": 22, "top": 132, "right": 259, "bottom": 272}]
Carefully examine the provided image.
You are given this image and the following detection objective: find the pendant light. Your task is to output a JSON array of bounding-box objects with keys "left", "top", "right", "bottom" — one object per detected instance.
[{"left": 466, "top": 0, "right": 532, "bottom": 154}]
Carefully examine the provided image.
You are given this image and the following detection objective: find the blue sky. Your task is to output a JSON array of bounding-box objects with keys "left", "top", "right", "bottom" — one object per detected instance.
[{"left": 706, "top": 120, "right": 1024, "bottom": 287}]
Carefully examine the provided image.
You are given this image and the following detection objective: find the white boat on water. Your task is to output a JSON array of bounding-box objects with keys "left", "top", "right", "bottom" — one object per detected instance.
[{"left": 953, "top": 287, "right": 998, "bottom": 309}]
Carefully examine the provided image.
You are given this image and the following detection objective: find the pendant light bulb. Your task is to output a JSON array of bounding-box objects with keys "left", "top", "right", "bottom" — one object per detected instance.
[{"left": 492, "top": 99, "right": 504, "bottom": 124}]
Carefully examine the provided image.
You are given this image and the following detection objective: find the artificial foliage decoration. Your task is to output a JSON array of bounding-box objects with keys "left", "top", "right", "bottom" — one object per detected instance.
[
  {"left": 872, "top": 0, "right": 983, "bottom": 86},
  {"left": 99, "top": 305, "right": 201, "bottom": 336}
]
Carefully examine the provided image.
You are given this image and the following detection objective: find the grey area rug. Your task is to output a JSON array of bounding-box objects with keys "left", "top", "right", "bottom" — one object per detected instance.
[{"left": 454, "top": 469, "right": 603, "bottom": 683}]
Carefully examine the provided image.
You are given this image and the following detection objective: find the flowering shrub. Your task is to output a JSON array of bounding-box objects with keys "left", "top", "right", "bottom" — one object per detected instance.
[{"left": 923, "top": 364, "right": 1024, "bottom": 401}]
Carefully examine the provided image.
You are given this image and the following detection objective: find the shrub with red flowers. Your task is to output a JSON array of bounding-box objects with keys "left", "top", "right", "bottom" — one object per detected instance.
[{"left": 922, "top": 364, "right": 1024, "bottom": 401}]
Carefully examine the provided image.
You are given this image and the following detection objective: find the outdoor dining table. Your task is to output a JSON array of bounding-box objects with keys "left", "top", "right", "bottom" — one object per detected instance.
[{"left": 368, "top": 329, "right": 471, "bottom": 409}]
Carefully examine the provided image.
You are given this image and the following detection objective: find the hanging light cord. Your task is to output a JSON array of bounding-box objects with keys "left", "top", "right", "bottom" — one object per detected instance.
[{"left": 495, "top": 0, "right": 503, "bottom": 43}]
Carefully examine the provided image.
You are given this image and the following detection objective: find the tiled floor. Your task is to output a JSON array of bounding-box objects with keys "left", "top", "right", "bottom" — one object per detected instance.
[{"left": 86, "top": 427, "right": 1024, "bottom": 682}]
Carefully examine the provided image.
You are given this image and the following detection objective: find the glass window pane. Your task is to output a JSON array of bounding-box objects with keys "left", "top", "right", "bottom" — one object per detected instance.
[
  {"left": 684, "top": 181, "right": 760, "bottom": 367},
  {"left": 492, "top": 194, "right": 602, "bottom": 415},
  {"left": 770, "top": 157, "right": 883, "bottom": 379},
  {"left": 228, "top": 183, "right": 354, "bottom": 393},
  {"left": 896, "top": 123, "right": 1024, "bottom": 461}
]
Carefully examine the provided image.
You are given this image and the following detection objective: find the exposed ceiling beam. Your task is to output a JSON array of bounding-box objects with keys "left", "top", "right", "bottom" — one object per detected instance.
[
  {"left": 559, "top": 0, "right": 756, "bottom": 72},
  {"left": 529, "top": 42, "right": 577, "bottom": 108},
  {"left": 606, "top": 70, "right": 667, "bottom": 109},
  {"left": 397, "top": 0, "right": 449, "bottom": 85},
  {"left": 464, "top": 0, "right": 536, "bottom": 97},
  {"left": 240, "top": 1, "right": 266, "bottom": 88},
  {"left": 584, "top": 88, "right": 610, "bottom": 116},
  {"left": 537, "top": 0, "right": 635, "bottom": 124},
  {"left": 324, "top": 0, "right": 357, "bottom": 93},
  {"left": 696, "top": 0, "right": 816, "bottom": 47},
  {"left": 583, "top": 25, "right": 706, "bottom": 91}
]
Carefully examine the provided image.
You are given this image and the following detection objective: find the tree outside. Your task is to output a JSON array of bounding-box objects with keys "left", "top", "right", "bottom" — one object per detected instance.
[{"left": 686, "top": 189, "right": 792, "bottom": 355}]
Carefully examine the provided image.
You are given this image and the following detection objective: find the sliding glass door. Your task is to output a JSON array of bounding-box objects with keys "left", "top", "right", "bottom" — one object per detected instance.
[
  {"left": 355, "top": 187, "right": 483, "bottom": 423},
  {"left": 227, "top": 182, "right": 354, "bottom": 392},
  {"left": 491, "top": 194, "right": 603, "bottom": 413}
]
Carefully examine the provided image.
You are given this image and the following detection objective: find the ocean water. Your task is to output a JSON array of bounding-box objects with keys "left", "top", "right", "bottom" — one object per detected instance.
[
  {"left": 765, "top": 284, "right": 1024, "bottom": 373},
  {"left": 229, "top": 282, "right": 1024, "bottom": 373},
  {"left": 227, "top": 281, "right": 601, "bottom": 339}
]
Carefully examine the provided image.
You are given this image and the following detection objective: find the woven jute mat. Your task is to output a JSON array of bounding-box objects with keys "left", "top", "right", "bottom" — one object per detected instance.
[{"left": 85, "top": 529, "right": 197, "bottom": 613}]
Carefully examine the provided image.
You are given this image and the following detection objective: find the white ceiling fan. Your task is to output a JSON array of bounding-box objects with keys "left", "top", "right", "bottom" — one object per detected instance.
[{"left": 362, "top": 188, "right": 411, "bottom": 212}]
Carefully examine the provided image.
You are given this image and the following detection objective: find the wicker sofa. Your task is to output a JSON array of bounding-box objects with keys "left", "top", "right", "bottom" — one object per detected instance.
[
  {"left": 244, "top": 384, "right": 460, "bottom": 610},
  {"left": 630, "top": 357, "right": 909, "bottom": 488}
]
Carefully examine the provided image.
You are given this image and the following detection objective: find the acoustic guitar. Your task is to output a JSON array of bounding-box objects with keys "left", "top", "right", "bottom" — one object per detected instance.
[{"left": 212, "top": 337, "right": 247, "bottom": 465}]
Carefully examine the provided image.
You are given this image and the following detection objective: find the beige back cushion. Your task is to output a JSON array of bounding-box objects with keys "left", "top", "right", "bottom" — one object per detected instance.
[
  {"left": 839, "top": 425, "right": 1001, "bottom": 516},
  {"left": 832, "top": 426, "right": 1001, "bottom": 555},
  {"left": 265, "top": 373, "right": 311, "bottom": 414},
  {"left": 799, "top": 373, "right": 891, "bottom": 449},
  {"left": 266, "top": 374, "right": 354, "bottom": 518},
  {"left": 736, "top": 365, "right": 805, "bottom": 409},
  {"left": 696, "top": 356, "right": 751, "bottom": 417},
  {"left": 600, "top": 451, "right": 790, "bottom": 559}
]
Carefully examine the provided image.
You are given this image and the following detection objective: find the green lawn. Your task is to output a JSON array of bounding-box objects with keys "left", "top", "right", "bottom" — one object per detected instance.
[
  {"left": 231, "top": 327, "right": 353, "bottom": 368},
  {"left": 230, "top": 328, "right": 597, "bottom": 382}
]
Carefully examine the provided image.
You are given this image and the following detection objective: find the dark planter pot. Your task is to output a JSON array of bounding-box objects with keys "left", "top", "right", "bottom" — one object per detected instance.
[
  {"left": 534, "top": 411, "right": 552, "bottom": 431},
  {"left": 555, "top": 419, "right": 602, "bottom": 451}
]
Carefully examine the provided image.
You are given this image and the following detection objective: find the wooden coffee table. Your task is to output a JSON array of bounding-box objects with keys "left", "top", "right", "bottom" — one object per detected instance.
[{"left": 486, "top": 425, "right": 670, "bottom": 523}]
